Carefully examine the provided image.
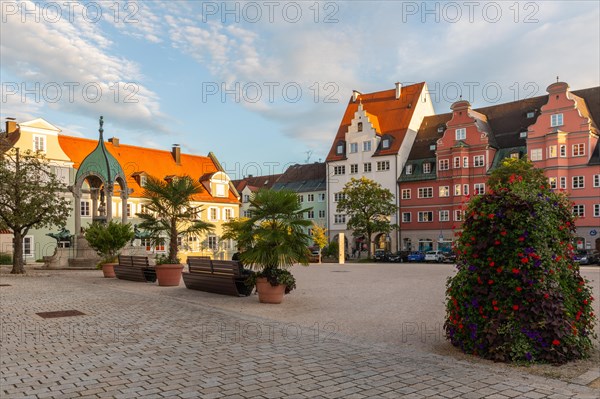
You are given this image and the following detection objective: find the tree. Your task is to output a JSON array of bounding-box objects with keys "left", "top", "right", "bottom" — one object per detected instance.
[
  {"left": 136, "top": 175, "right": 214, "bottom": 264},
  {"left": 311, "top": 223, "right": 328, "bottom": 263},
  {"left": 336, "top": 177, "right": 396, "bottom": 258},
  {"left": 445, "top": 158, "right": 596, "bottom": 364},
  {"left": 85, "top": 221, "right": 134, "bottom": 265},
  {"left": 0, "top": 148, "right": 71, "bottom": 274},
  {"left": 222, "top": 189, "right": 312, "bottom": 292}
]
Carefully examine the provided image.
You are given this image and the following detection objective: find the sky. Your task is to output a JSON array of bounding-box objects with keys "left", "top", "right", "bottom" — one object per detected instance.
[{"left": 1, "top": 0, "right": 599, "bottom": 180}]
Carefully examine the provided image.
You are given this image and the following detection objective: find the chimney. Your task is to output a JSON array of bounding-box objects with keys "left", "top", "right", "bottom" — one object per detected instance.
[
  {"left": 395, "top": 82, "right": 402, "bottom": 99},
  {"left": 108, "top": 137, "right": 119, "bottom": 147},
  {"left": 352, "top": 90, "right": 361, "bottom": 102},
  {"left": 172, "top": 144, "right": 181, "bottom": 164},
  {"left": 5, "top": 118, "right": 17, "bottom": 134}
]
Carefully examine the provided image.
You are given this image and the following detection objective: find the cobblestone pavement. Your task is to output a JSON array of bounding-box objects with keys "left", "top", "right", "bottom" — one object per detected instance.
[{"left": 1, "top": 273, "right": 599, "bottom": 399}]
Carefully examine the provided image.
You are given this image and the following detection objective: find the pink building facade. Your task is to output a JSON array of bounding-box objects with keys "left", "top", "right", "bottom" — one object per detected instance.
[{"left": 399, "top": 82, "right": 600, "bottom": 252}]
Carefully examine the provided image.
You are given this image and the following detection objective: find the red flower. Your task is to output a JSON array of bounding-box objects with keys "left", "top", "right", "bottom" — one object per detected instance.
[
  {"left": 518, "top": 236, "right": 525, "bottom": 242},
  {"left": 513, "top": 305, "right": 519, "bottom": 311},
  {"left": 521, "top": 258, "right": 529, "bottom": 264},
  {"left": 544, "top": 293, "right": 550, "bottom": 299},
  {"left": 583, "top": 299, "right": 588, "bottom": 305},
  {"left": 492, "top": 300, "right": 498, "bottom": 305},
  {"left": 516, "top": 287, "right": 522, "bottom": 292},
  {"left": 493, "top": 306, "right": 499, "bottom": 311},
  {"left": 496, "top": 267, "right": 503, "bottom": 274},
  {"left": 488, "top": 214, "right": 495, "bottom": 219},
  {"left": 500, "top": 231, "right": 507, "bottom": 236},
  {"left": 552, "top": 339, "right": 560, "bottom": 346},
  {"left": 488, "top": 279, "right": 494, "bottom": 285},
  {"left": 494, "top": 240, "right": 501, "bottom": 245},
  {"left": 489, "top": 261, "right": 495, "bottom": 267},
  {"left": 512, "top": 268, "right": 520, "bottom": 274}
]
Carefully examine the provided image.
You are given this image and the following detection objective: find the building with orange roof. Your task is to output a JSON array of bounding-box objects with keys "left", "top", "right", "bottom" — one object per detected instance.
[
  {"left": 1, "top": 117, "right": 241, "bottom": 264},
  {"left": 326, "top": 82, "right": 435, "bottom": 253}
]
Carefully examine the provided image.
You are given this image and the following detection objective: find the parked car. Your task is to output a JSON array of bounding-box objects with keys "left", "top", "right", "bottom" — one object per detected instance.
[
  {"left": 374, "top": 249, "right": 390, "bottom": 262},
  {"left": 575, "top": 250, "right": 599, "bottom": 265},
  {"left": 424, "top": 251, "right": 444, "bottom": 263},
  {"left": 386, "top": 251, "right": 409, "bottom": 263},
  {"left": 407, "top": 251, "right": 425, "bottom": 262},
  {"left": 441, "top": 252, "right": 457, "bottom": 263}
]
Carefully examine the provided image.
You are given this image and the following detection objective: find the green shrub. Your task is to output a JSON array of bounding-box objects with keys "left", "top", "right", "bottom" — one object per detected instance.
[
  {"left": 445, "top": 159, "right": 596, "bottom": 364},
  {"left": 0, "top": 253, "right": 12, "bottom": 265}
]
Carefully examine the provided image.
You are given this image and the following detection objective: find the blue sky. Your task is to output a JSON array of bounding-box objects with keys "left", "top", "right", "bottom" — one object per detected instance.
[{"left": 2, "top": 1, "right": 599, "bottom": 179}]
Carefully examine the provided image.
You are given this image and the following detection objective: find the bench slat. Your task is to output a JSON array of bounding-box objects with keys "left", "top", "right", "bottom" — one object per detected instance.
[{"left": 182, "top": 272, "right": 241, "bottom": 296}]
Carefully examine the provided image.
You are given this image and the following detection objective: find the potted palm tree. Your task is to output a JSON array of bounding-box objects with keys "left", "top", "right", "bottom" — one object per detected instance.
[
  {"left": 223, "top": 189, "right": 312, "bottom": 303},
  {"left": 137, "top": 175, "right": 214, "bottom": 286},
  {"left": 84, "top": 220, "right": 135, "bottom": 278}
]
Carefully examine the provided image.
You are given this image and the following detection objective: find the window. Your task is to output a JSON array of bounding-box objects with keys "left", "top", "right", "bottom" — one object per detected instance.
[
  {"left": 33, "top": 135, "right": 46, "bottom": 152},
  {"left": 418, "top": 211, "right": 433, "bottom": 222},
  {"left": 80, "top": 200, "right": 90, "bottom": 217},
  {"left": 363, "top": 141, "right": 371, "bottom": 152},
  {"left": 527, "top": 111, "right": 535, "bottom": 118},
  {"left": 357, "top": 122, "right": 363, "bottom": 132},
  {"left": 318, "top": 210, "right": 326, "bottom": 218},
  {"left": 23, "top": 236, "right": 33, "bottom": 256},
  {"left": 333, "top": 166, "right": 345, "bottom": 175},
  {"left": 334, "top": 214, "right": 346, "bottom": 224},
  {"left": 474, "top": 183, "right": 485, "bottom": 195},
  {"left": 243, "top": 210, "right": 251, "bottom": 217},
  {"left": 423, "top": 163, "right": 431, "bottom": 174},
  {"left": 402, "top": 212, "right": 411, "bottom": 223},
  {"left": 455, "top": 128, "right": 466, "bottom": 140},
  {"left": 336, "top": 143, "right": 344, "bottom": 155},
  {"left": 382, "top": 138, "right": 390, "bottom": 149},
  {"left": 401, "top": 189, "right": 411, "bottom": 200},
  {"left": 334, "top": 193, "right": 346, "bottom": 202},
  {"left": 510, "top": 152, "right": 520, "bottom": 159},
  {"left": 463, "top": 184, "right": 469, "bottom": 196},
  {"left": 454, "top": 184, "right": 461, "bottom": 196},
  {"left": 126, "top": 203, "right": 132, "bottom": 217},
  {"left": 318, "top": 193, "right": 326, "bottom": 202},
  {"left": 594, "top": 175, "right": 600, "bottom": 188},
  {"left": 463, "top": 157, "right": 469, "bottom": 168},
  {"left": 377, "top": 161, "right": 390, "bottom": 171},
  {"left": 454, "top": 210, "right": 463, "bottom": 221},
  {"left": 307, "top": 194, "right": 314, "bottom": 202},
  {"left": 224, "top": 208, "right": 233, "bottom": 220},
  {"left": 243, "top": 194, "right": 250, "bottom": 203},
  {"left": 530, "top": 148, "right": 543, "bottom": 161},
  {"left": 209, "top": 208, "right": 218, "bottom": 221},
  {"left": 560, "top": 176, "right": 567, "bottom": 189},
  {"left": 548, "top": 145, "right": 557, "bottom": 158},
  {"left": 439, "top": 186, "right": 449, "bottom": 197},
  {"left": 418, "top": 187, "right": 433, "bottom": 198},
  {"left": 207, "top": 235, "right": 218, "bottom": 250},
  {"left": 453, "top": 157, "right": 461, "bottom": 169},
  {"left": 572, "top": 144, "right": 585, "bottom": 157},
  {"left": 298, "top": 194, "right": 304, "bottom": 203},
  {"left": 519, "top": 130, "right": 528, "bottom": 139},
  {"left": 215, "top": 184, "right": 226, "bottom": 197},
  {"left": 177, "top": 236, "right": 183, "bottom": 248},
  {"left": 439, "top": 159, "right": 449, "bottom": 171},
  {"left": 306, "top": 210, "right": 314, "bottom": 219},
  {"left": 350, "top": 143, "right": 358, "bottom": 153},
  {"left": 439, "top": 210, "right": 449, "bottom": 222},
  {"left": 140, "top": 175, "right": 147, "bottom": 187},
  {"left": 594, "top": 204, "right": 600, "bottom": 218},
  {"left": 560, "top": 145, "right": 567, "bottom": 157},
  {"left": 405, "top": 164, "right": 413, "bottom": 175},
  {"left": 551, "top": 113, "right": 563, "bottom": 127},
  {"left": 473, "top": 155, "right": 484, "bottom": 167},
  {"left": 363, "top": 162, "right": 372, "bottom": 172},
  {"left": 572, "top": 205, "right": 584, "bottom": 217},
  {"left": 350, "top": 164, "right": 359, "bottom": 174},
  {"left": 572, "top": 176, "right": 584, "bottom": 189},
  {"left": 548, "top": 177, "right": 557, "bottom": 189}
]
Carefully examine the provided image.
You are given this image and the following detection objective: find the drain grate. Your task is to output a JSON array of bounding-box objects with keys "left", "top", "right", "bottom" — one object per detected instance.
[
  {"left": 36, "top": 310, "right": 86, "bottom": 319},
  {"left": 0, "top": 284, "right": 11, "bottom": 287}
]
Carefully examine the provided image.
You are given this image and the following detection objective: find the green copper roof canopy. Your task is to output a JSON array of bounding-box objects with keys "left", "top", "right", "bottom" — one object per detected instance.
[{"left": 75, "top": 116, "right": 126, "bottom": 186}]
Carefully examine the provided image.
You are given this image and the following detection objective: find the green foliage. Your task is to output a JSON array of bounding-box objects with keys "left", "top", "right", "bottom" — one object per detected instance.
[
  {"left": 0, "top": 253, "right": 12, "bottom": 265},
  {"left": 337, "top": 177, "right": 396, "bottom": 258},
  {"left": 137, "top": 175, "right": 214, "bottom": 264},
  {"left": 0, "top": 148, "right": 71, "bottom": 274},
  {"left": 246, "top": 268, "right": 296, "bottom": 294},
  {"left": 155, "top": 253, "right": 180, "bottom": 265},
  {"left": 84, "top": 221, "right": 134, "bottom": 265},
  {"left": 322, "top": 241, "right": 339, "bottom": 258},
  {"left": 222, "top": 189, "right": 311, "bottom": 292},
  {"left": 445, "top": 159, "right": 596, "bottom": 364}
]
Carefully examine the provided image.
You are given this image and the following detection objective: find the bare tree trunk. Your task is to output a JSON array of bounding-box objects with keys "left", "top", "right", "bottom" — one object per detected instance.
[
  {"left": 169, "top": 221, "right": 178, "bottom": 263},
  {"left": 12, "top": 231, "right": 25, "bottom": 274},
  {"left": 367, "top": 231, "right": 372, "bottom": 259}
]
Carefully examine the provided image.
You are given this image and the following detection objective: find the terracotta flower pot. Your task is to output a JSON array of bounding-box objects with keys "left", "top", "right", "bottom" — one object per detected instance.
[
  {"left": 256, "top": 277, "right": 286, "bottom": 304},
  {"left": 155, "top": 264, "right": 184, "bottom": 286},
  {"left": 102, "top": 263, "right": 117, "bottom": 278}
]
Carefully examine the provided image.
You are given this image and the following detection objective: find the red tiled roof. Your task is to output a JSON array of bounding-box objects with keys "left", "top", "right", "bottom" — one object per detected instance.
[
  {"left": 58, "top": 136, "right": 238, "bottom": 204},
  {"left": 326, "top": 82, "right": 426, "bottom": 162}
]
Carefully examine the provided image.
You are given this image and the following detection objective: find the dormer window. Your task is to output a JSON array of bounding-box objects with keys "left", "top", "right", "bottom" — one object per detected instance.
[
  {"left": 455, "top": 128, "right": 466, "bottom": 141},
  {"left": 382, "top": 138, "right": 390, "bottom": 149},
  {"left": 526, "top": 111, "right": 535, "bottom": 118},
  {"left": 215, "top": 183, "right": 227, "bottom": 197},
  {"left": 33, "top": 135, "right": 46, "bottom": 152},
  {"left": 429, "top": 144, "right": 436, "bottom": 151},
  {"left": 357, "top": 122, "right": 363, "bottom": 132},
  {"left": 406, "top": 164, "right": 413, "bottom": 175},
  {"left": 437, "top": 125, "right": 445, "bottom": 133},
  {"left": 519, "top": 130, "right": 527, "bottom": 138},
  {"left": 140, "top": 175, "right": 147, "bottom": 187},
  {"left": 423, "top": 163, "right": 431, "bottom": 174},
  {"left": 336, "top": 142, "right": 344, "bottom": 155}
]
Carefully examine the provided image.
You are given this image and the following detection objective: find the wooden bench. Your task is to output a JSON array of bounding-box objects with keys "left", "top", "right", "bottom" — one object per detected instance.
[
  {"left": 182, "top": 258, "right": 253, "bottom": 296},
  {"left": 114, "top": 255, "right": 156, "bottom": 283}
]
